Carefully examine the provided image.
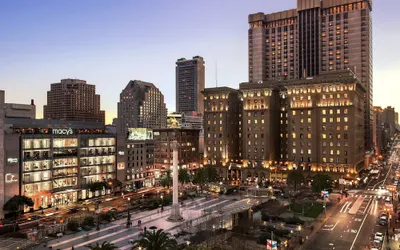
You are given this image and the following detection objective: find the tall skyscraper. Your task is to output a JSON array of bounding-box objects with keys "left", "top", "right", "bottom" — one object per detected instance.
[
  {"left": 248, "top": 0, "right": 373, "bottom": 150},
  {"left": 176, "top": 56, "right": 205, "bottom": 115},
  {"left": 43, "top": 79, "right": 105, "bottom": 124},
  {"left": 117, "top": 80, "right": 167, "bottom": 136}
]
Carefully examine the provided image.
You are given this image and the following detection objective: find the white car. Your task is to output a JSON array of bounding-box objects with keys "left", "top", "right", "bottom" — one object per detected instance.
[{"left": 375, "top": 232, "right": 384, "bottom": 242}]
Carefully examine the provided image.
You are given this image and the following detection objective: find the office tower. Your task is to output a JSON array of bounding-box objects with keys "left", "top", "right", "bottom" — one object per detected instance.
[
  {"left": 117, "top": 80, "right": 167, "bottom": 136},
  {"left": 248, "top": 0, "right": 373, "bottom": 150},
  {"left": 202, "top": 87, "right": 242, "bottom": 182},
  {"left": 43, "top": 79, "right": 105, "bottom": 124},
  {"left": 176, "top": 56, "right": 205, "bottom": 115},
  {"left": 373, "top": 106, "right": 384, "bottom": 154}
]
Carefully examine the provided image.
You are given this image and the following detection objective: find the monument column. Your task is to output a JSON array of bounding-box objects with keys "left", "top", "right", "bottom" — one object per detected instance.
[{"left": 167, "top": 140, "right": 184, "bottom": 221}]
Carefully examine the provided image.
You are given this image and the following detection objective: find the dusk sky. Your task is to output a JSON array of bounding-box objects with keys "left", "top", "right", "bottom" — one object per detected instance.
[{"left": 1, "top": 0, "right": 399, "bottom": 124}]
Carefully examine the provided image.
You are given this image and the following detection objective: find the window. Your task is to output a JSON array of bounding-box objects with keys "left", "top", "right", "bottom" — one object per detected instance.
[
  {"left": 300, "top": 119, "right": 304, "bottom": 123},
  {"left": 322, "top": 134, "right": 327, "bottom": 139},
  {"left": 292, "top": 133, "right": 296, "bottom": 139},
  {"left": 337, "top": 109, "right": 341, "bottom": 114},
  {"left": 322, "top": 126, "right": 326, "bottom": 131},
  {"left": 337, "top": 150, "right": 340, "bottom": 155},
  {"left": 308, "top": 118, "right": 312, "bottom": 123},
  {"left": 261, "top": 119, "right": 265, "bottom": 124},
  {"left": 248, "top": 120, "right": 251, "bottom": 124},
  {"left": 308, "top": 110, "right": 312, "bottom": 115},
  {"left": 323, "top": 157, "right": 327, "bottom": 163},
  {"left": 300, "top": 149, "right": 304, "bottom": 154},
  {"left": 329, "top": 109, "right": 334, "bottom": 115},
  {"left": 330, "top": 150, "right": 334, "bottom": 155},
  {"left": 344, "top": 109, "right": 348, "bottom": 114},
  {"left": 329, "top": 118, "right": 334, "bottom": 123},
  {"left": 344, "top": 133, "right": 348, "bottom": 139},
  {"left": 337, "top": 134, "right": 341, "bottom": 139},
  {"left": 344, "top": 125, "right": 348, "bottom": 131},
  {"left": 344, "top": 117, "right": 348, "bottom": 122},
  {"left": 308, "top": 149, "right": 311, "bottom": 154},
  {"left": 308, "top": 134, "right": 311, "bottom": 139},
  {"left": 292, "top": 149, "right": 296, "bottom": 154},
  {"left": 336, "top": 117, "right": 341, "bottom": 122},
  {"left": 292, "top": 111, "right": 296, "bottom": 115},
  {"left": 322, "top": 110, "right": 326, "bottom": 115},
  {"left": 337, "top": 142, "right": 341, "bottom": 147},
  {"left": 337, "top": 126, "right": 340, "bottom": 131},
  {"left": 322, "top": 118, "right": 327, "bottom": 123}
]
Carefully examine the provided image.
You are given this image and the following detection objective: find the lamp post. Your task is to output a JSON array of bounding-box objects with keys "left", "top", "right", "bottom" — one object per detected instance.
[
  {"left": 95, "top": 200, "right": 100, "bottom": 230},
  {"left": 126, "top": 197, "right": 131, "bottom": 228}
]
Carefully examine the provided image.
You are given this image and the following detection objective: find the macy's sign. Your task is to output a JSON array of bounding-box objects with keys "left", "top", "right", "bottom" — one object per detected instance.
[{"left": 52, "top": 128, "right": 74, "bottom": 135}]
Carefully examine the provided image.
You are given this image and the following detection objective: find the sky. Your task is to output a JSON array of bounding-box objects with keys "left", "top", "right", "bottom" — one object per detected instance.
[{"left": 1, "top": 0, "right": 399, "bottom": 124}]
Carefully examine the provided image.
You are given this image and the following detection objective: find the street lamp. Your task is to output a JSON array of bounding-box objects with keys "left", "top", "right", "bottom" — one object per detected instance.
[{"left": 126, "top": 197, "right": 131, "bottom": 228}]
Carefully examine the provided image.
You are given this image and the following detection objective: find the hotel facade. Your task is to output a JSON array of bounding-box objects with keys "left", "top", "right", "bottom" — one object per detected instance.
[{"left": 203, "top": 70, "right": 365, "bottom": 183}]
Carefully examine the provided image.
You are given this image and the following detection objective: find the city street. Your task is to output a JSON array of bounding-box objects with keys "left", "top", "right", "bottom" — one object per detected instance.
[{"left": 307, "top": 138, "right": 399, "bottom": 250}]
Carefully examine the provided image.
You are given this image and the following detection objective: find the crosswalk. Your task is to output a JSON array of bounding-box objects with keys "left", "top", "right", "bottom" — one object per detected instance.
[
  {"left": 339, "top": 194, "right": 387, "bottom": 215},
  {"left": 350, "top": 194, "right": 390, "bottom": 200},
  {"left": 41, "top": 197, "right": 235, "bottom": 250}
]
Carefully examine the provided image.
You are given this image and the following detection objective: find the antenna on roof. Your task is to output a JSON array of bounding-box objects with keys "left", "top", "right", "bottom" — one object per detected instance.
[{"left": 215, "top": 60, "right": 218, "bottom": 87}]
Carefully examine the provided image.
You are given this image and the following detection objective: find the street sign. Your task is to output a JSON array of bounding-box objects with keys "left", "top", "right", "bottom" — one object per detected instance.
[
  {"left": 266, "top": 240, "right": 278, "bottom": 250},
  {"left": 321, "top": 190, "right": 329, "bottom": 198}
]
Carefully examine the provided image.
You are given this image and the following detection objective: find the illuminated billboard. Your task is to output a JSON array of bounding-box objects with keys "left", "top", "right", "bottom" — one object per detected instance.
[
  {"left": 117, "top": 162, "right": 125, "bottom": 170},
  {"left": 127, "top": 128, "right": 153, "bottom": 140},
  {"left": 167, "top": 114, "right": 182, "bottom": 128}
]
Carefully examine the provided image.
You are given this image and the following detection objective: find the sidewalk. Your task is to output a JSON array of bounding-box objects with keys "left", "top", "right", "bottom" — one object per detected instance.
[{"left": 297, "top": 193, "right": 344, "bottom": 250}]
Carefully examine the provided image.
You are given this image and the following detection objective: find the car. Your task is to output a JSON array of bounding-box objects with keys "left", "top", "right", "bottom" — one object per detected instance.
[
  {"left": 27, "top": 215, "right": 42, "bottom": 221},
  {"left": 379, "top": 219, "right": 387, "bottom": 226},
  {"left": 67, "top": 207, "right": 79, "bottom": 214},
  {"left": 375, "top": 232, "right": 384, "bottom": 241}
]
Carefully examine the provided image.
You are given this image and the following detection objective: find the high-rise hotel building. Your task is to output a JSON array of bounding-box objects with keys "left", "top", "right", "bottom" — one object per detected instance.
[
  {"left": 248, "top": 0, "right": 373, "bottom": 150},
  {"left": 203, "top": 70, "right": 365, "bottom": 182}
]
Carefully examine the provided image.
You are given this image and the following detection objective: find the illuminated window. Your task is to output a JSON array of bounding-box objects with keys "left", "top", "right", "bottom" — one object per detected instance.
[
  {"left": 308, "top": 149, "right": 311, "bottom": 154},
  {"left": 337, "top": 109, "right": 341, "bottom": 114},
  {"left": 322, "top": 134, "right": 327, "bottom": 139},
  {"left": 344, "top": 93, "right": 348, "bottom": 98},
  {"left": 280, "top": 133, "right": 283, "bottom": 138},
  {"left": 344, "top": 125, "right": 348, "bottom": 131},
  {"left": 293, "top": 149, "right": 296, "bottom": 154},
  {"left": 248, "top": 120, "right": 251, "bottom": 124},
  {"left": 307, "top": 96, "right": 311, "bottom": 100},
  {"left": 308, "top": 110, "right": 312, "bottom": 115},
  {"left": 255, "top": 120, "right": 258, "bottom": 124},
  {"left": 329, "top": 118, "right": 334, "bottom": 122},
  {"left": 322, "top": 110, "right": 326, "bottom": 115},
  {"left": 308, "top": 134, "right": 311, "bottom": 139},
  {"left": 308, "top": 118, "right": 311, "bottom": 123},
  {"left": 292, "top": 110, "right": 296, "bottom": 115},
  {"left": 330, "top": 150, "right": 334, "bottom": 155},
  {"left": 329, "top": 109, "right": 334, "bottom": 115},
  {"left": 337, "top": 134, "right": 341, "bottom": 139},
  {"left": 337, "top": 150, "right": 340, "bottom": 155},
  {"left": 337, "top": 126, "right": 340, "bottom": 131},
  {"left": 344, "top": 109, "right": 348, "bottom": 114},
  {"left": 300, "top": 119, "right": 304, "bottom": 123},
  {"left": 322, "top": 95, "right": 326, "bottom": 99},
  {"left": 300, "top": 149, "right": 304, "bottom": 154},
  {"left": 292, "top": 133, "right": 296, "bottom": 139},
  {"left": 322, "top": 126, "right": 326, "bottom": 131},
  {"left": 261, "top": 119, "right": 265, "bottom": 124},
  {"left": 323, "top": 157, "right": 327, "bottom": 163},
  {"left": 344, "top": 117, "right": 348, "bottom": 122},
  {"left": 337, "top": 117, "right": 341, "bottom": 122}
]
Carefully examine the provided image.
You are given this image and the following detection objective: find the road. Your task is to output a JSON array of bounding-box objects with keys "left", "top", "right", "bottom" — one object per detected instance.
[{"left": 308, "top": 144, "right": 398, "bottom": 250}]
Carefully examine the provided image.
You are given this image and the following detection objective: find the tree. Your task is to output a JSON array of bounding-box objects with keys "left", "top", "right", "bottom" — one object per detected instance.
[
  {"left": 86, "top": 241, "right": 118, "bottom": 250},
  {"left": 67, "top": 219, "right": 80, "bottom": 231},
  {"left": 192, "top": 168, "right": 207, "bottom": 191},
  {"left": 107, "top": 178, "right": 122, "bottom": 195},
  {"left": 287, "top": 169, "right": 304, "bottom": 191},
  {"left": 131, "top": 229, "right": 177, "bottom": 250},
  {"left": 82, "top": 216, "right": 95, "bottom": 226},
  {"left": 204, "top": 166, "right": 219, "bottom": 183},
  {"left": 3, "top": 195, "right": 34, "bottom": 214},
  {"left": 311, "top": 173, "right": 333, "bottom": 193},
  {"left": 178, "top": 168, "right": 191, "bottom": 186},
  {"left": 88, "top": 181, "right": 110, "bottom": 193},
  {"left": 160, "top": 170, "right": 172, "bottom": 189}
]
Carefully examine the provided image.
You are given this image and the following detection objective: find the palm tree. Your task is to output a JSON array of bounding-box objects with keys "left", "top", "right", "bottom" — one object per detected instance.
[
  {"left": 132, "top": 229, "right": 177, "bottom": 250},
  {"left": 86, "top": 241, "right": 118, "bottom": 250}
]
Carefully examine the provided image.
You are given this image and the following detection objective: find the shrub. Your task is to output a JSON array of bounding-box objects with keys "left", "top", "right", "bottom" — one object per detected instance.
[
  {"left": 67, "top": 219, "right": 79, "bottom": 231},
  {"left": 82, "top": 216, "right": 95, "bottom": 226},
  {"left": 284, "top": 216, "right": 305, "bottom": 225}
]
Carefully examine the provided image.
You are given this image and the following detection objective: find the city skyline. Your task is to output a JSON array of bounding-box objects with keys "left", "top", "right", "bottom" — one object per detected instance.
[{"left": 1, "top": 0, "right": 399, "bottom": 124}]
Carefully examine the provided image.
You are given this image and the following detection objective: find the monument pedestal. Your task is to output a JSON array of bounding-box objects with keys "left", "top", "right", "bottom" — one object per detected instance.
[{"left": 167, "top": 203, "right": 184, "bottom": 222}]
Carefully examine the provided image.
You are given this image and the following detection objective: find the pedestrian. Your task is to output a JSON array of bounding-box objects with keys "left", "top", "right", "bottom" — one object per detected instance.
[
  {"left": 144, "top": 226, "right": 147, "bottom": 233},
  {"left": 157, "top": 209, "right": 159, "bottom": 214}
]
